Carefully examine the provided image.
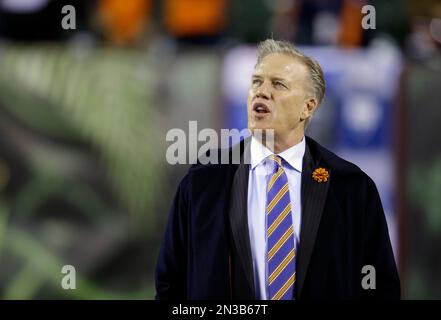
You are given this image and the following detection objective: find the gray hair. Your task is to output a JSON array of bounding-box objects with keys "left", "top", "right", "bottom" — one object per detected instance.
[{"left": 256, "top": 39, "right": 326, "bottom": 106}]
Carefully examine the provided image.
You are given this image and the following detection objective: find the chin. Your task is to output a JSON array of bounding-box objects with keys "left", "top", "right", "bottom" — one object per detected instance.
[
  {"left": 249, "top": 124, "right": 275, "bottom": 138},
  {"left": 249, "top": 125, "right": 264, "bottom": 135},
  {"left": 249, "top": 121, "right": 272, "bottom": 131}
]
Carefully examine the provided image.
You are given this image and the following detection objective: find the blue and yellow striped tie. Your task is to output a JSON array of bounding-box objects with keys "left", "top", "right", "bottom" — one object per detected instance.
[{"left": 266, "top": 155, "right": 296, "bottom": 300}]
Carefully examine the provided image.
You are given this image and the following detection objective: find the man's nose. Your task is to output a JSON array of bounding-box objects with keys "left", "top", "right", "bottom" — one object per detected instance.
[{"left": 256, "top": 82, "right": 271, "bottom": 99}]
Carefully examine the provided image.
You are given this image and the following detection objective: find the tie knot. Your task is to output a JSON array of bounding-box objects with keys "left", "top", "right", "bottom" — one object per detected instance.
[{"left": 267, "top": 154, "right": 282, "bottom": 167}]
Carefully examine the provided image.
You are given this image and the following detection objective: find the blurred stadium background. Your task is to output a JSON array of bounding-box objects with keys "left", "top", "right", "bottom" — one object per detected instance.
[{"left": 0, "top": 0, "right": 440, "bottom": 299}]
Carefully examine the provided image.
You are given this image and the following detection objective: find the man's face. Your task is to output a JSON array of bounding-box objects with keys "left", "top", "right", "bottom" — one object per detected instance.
[{"left": 247, "top": 53, "right": 314, "bottom": 140}]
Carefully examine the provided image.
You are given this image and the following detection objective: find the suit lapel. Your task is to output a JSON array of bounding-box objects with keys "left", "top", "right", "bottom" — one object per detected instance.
[
  {"left": 228, "top": 139, "right": 255, "bottom": 298},
  {"left": 296, "top": 140, "right": 331, "bottom": 298},
  {"left": 227, "top": 136, "right": 331, "bottom": 299}
]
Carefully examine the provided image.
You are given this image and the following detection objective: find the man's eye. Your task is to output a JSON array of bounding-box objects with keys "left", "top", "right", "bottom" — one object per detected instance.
[
  {"left": 274, "top": 81, "right": 287, "bottom": 88},
  {"left": 252, "top": 79, "right": 261, "bottom": 86}
]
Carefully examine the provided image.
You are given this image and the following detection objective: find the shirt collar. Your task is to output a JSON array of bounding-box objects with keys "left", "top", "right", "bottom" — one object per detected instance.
[{"left": 250, "top": 135, "right": 305, "bottom": 173}]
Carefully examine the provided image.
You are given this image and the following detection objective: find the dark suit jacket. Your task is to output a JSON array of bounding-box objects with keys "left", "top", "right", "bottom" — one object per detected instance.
[{"left": 155, "top": 136, "right": 400, "bottom": 300}]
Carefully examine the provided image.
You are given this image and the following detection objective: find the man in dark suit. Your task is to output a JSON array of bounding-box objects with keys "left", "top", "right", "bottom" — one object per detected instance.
[{"left": 155, "top": 39, "right": 400, "bottom": 300}]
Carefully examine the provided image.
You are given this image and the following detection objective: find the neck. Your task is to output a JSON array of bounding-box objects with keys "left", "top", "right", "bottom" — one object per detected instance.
[
  {"left": 254, "top": 127, "right": 305, "bottom": 154},
  {"left": 273, "top": 136, "right": 304, "bottom": 153}
]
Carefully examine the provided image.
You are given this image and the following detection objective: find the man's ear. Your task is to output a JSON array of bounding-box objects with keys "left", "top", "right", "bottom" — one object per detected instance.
[{"left": 301, "top": 97, "right": 318, "bottom": 121}]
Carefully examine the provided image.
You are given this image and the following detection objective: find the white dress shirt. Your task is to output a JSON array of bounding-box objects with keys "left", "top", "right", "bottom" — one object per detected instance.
[{"left": 247, "top": 135, "right": 305, "bottom": 300}]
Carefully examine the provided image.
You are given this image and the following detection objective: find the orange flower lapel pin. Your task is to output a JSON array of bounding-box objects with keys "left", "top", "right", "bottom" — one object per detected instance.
[{"left": 312, "top": 167, "right": 330, "bottom": 183}]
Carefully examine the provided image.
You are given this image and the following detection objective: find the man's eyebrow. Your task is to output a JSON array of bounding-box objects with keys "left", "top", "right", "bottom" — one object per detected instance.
[
  {"left": 251, "top": 74, "right": 287, "bottom": 80},
  {"left": 271, "top": 76, "right": 288, "bottom": 82}
]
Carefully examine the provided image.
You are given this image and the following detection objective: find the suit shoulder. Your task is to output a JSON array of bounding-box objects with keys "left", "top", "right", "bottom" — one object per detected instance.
[
  {"left": 179, "top": 145, "right": 235, "bottom": 186},
  {"left": 308, "top": 137, "right": 370, "bottom": 182},
  {"left": 309, "top": 139, "right": 381, "bottom": 202},
  {"left": 186, "top": 139, "right": 245, "bottom": 174}
]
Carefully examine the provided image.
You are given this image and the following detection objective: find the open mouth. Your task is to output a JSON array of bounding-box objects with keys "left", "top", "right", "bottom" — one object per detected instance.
[{"left": 253, "top": 102, "right": 270, "bottom": 114}]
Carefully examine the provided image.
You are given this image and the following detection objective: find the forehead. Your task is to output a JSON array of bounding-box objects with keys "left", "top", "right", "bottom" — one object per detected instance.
[{"left": 253, "top": 53, "right": 308, "bottom": 80}]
